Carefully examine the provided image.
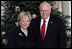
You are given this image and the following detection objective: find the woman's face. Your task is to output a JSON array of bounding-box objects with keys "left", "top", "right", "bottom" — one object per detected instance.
[{"left": 19, "top": 16, "right": 30, "bottom": 29}]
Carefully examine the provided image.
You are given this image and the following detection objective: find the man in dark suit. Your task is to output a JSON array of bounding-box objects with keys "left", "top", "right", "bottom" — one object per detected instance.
[{"left": 30, "top": 1, "right": 66, "bottom": 48}]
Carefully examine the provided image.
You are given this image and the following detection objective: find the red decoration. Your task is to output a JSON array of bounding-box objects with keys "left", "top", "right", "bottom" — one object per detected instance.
[
  {"left": 25, "top": 5, "right": 28, "bottom": 8},
  {"left": 33, "top": 10, "right": 36, "bottom": 13},
  {"left": 57, "top": 14, "right": 60, "bottom": 16},
  {"left": 67, "top": 39, "right": 70, "bottom": 42},
  {"left": 51, "top": 8, "right": 53, "bottom": 11},
  {"left": 36, "top": 16, "right": 38, "bottom": 18}
]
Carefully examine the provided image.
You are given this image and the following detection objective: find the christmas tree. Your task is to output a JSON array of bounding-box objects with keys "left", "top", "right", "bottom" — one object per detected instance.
[{"left": 1, "top": 1, "right": 71, "bottom": 48}]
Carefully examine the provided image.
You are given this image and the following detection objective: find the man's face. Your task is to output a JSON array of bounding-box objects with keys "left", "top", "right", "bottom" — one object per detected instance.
[{"left": 40, "top": 3, "right": 51, "bottom": 20}]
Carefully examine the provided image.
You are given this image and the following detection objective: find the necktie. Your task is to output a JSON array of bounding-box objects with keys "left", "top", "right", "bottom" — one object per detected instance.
[{"left": 40, "top": 20, "right": 46, "bottom": 40}]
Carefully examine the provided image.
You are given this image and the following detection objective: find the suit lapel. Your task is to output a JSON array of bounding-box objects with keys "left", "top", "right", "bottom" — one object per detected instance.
[
  {"left": 36, "top": 17, "right": 43, "bottom": 40},
  {"left": 44, "top": 16, "right": 54, "bottom": 40}
]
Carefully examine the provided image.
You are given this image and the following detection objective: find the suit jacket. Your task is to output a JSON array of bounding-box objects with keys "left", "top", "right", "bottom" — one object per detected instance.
[
  {"left": 7, "top": 27, "right": 35, "bottom": 48},
  {"left": 30, "top": 15, "right": 66, "bottom": 48}
]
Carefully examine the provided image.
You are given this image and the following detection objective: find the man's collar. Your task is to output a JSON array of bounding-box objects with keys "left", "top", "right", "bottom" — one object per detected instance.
[{"left": 41, "top": 16, "right": 50, "bottom": 22}]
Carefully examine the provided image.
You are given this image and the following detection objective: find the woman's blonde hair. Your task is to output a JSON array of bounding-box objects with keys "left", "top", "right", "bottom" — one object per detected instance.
[{"left": 18, "top": 11, "right": 31, "bottom": 22}]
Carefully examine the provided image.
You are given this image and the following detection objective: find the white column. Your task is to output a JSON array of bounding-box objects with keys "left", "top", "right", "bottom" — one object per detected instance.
[
  {"left": 62, "top": 1, "right": 71, "bottom": 16},
  {"left": 63, "top": 1, "right": 71, "bottom": 36},
  {"left": 55, "top": 1, "right": 62, "bottom": 12}
]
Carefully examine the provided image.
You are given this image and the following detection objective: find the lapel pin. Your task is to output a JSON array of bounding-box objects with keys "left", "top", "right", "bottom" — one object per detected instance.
[
  {"left": 51, "top": 21, "right": 53, "bottom": 23},
  {"left": 19, "top": 33, "right": 23, "bottom": 36}
]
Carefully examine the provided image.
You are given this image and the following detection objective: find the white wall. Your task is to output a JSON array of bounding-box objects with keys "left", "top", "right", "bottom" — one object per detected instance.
[
  {"left": 55, "top": 1, "right": 63, "bottom": 12},
  {"left": 62, "top": 1, "right": 71, "bottom": 16},
  {"left": 55, "top": 1, "right": 71, "bottom": 16}
]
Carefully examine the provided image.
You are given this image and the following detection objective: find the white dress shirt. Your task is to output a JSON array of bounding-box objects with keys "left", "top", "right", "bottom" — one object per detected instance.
[{"left": 40, "top": 16, "right": 50, "bottom": 37}]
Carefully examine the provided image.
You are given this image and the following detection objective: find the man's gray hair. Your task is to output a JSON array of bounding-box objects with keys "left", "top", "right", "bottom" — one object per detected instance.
[{"left": 39, "top": 1, "right": 51, "bottom": 9}]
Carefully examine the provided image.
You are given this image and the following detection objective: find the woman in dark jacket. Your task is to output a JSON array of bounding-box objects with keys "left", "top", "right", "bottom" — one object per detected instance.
[{"left": 7, "top": 11, "right": 35, "bottom": 48}]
